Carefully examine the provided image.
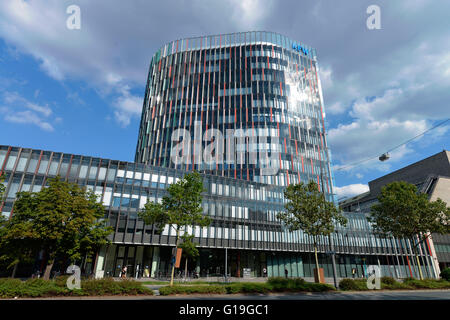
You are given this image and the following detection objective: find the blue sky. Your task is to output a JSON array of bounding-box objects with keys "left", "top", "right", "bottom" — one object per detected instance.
[{"left": 0, "top": 0, "right": 449, "bottom": 200}]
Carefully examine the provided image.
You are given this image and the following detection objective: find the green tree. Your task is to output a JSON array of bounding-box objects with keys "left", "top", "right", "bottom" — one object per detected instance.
[
  {"left": 368, "top": 181, "right": 450, "bottom": 279},
  {"left": 0, "top": 174, "right": 22, "bottom": 276},
  {"left": 0, "top": 177, "right": 113, "bottom": 280},
  {"left": 0, "top": 173, "right": 5, "bottom": 227},
  {"left": 277, "top": 181, "right": 347, "bottom": 283},
  {"left": 179, "top": 233, "right": 200, "bottom": 281},
  {"left": 138, "top": 171, "right": 210, "bottom": 286},
  {"left": 0, "top": 173, "right": 5, "bottom": 199}
]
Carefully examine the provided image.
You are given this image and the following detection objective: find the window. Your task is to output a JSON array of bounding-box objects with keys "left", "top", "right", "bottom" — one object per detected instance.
[
  {"left": 16, "top": 153, "right": 29, "bottom": 172},
  {"left": 89, "top": 163, "right": 98, "bottom": 179},
  {"left": 0, "top": 149, "right": 7, "bottom": 167},
  {"left": 121, "top": 197, "right": 130, "bottom": 208},
  {"left": 106, "top": 167, "right": 116, "bottom": 182},
  {"left": 98, "top": 167, "right": 107, "bottom": 181},
  {"left": 7, "top": 176, "right": 21, "bottom": 198},
  {"left": 112, "top": 197, "right": 121, "bottom": 207},
  {"left": 5, "top": 153, "right": 17, "bottom": 170}
]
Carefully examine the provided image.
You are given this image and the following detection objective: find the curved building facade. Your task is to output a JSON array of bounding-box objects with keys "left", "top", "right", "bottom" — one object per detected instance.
[{"left": 135, "top": 31, "right": 335, "bottom": 201}]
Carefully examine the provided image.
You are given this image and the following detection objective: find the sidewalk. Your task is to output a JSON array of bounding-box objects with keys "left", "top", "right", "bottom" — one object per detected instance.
[{"left": 115, "top": 276, "right": 343, "bottom": 285}]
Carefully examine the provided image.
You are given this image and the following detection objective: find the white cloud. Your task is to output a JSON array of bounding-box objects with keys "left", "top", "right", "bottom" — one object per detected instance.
[
  {"left": 327, "top": 102, "right": 346, "bottom": 115},
  {"left": 334, "top": 184, "right": 369, "bottom": 200},
  {"left": 229, "top": 0, "right": 273, "bottom": 28},
  {"left": 0, "top": 0, "right": 448, "bottom": 135},
  {"left": 112, "top": 86, "right": 143, "bottom": 127},
  {"left": 5, "top": 110, "right": 54, "bottom": 131},
  {"left": 329, "top": 117, "right": 427, "bottom": 173},
  {"left": 66, "top": 91, "right": 85, "bottom": 106},
  {"left": 0, "top": 0, "right": 277, "bottom": 127},
  {"left": 318, "top": 66, "right": 332, "bottom": 91},
  {"left": 1, "top": 90, "right": 58, "bottom": 131},
  {"left": 3, "top": 91, "right": 52, "bottom": 117}
]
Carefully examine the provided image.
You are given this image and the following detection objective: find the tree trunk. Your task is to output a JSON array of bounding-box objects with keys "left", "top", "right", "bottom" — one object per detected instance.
[
  {"left": 170, "top": 228, "right": 180, "bottom": 286},
  {"left": 11, "top": 262, "right": 18, "bottom": 278},
  {"left": 92, "top": 251, "right": 99, "bottom": 279},
  {"left": 314, "top": 241, "right": 321, "bottom": 283},
  {"left": 43, "top": 260, "right": 54, "bottom": 280},
  {"left": 184, "top": 257, "right": 188, "bottom": 281}
]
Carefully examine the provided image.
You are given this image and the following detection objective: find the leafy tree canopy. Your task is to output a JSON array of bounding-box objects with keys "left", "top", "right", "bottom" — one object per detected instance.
[
  {"left": 179, "top": 233, "right": 199, "bottom": 260},
  {"left": 138, "top": 171, "right": 209, "bottom": 286},
  {"left": 368, "top": 181, "right": 450, "bottom": 243},
  {"left": 0, "top": 173, "right": 6, "bottom": 227},
  {"left": 139, "top": 171, "right": 210, "bottom": 234},
  {"left": 0, "top": 176, "right": 113, "bottom": 264},
  {"left": 278, "top": 181, "right": 347, "bottom": 241},
  {"left": 0, "top": 173, "right": 5, "bottom": 199}
]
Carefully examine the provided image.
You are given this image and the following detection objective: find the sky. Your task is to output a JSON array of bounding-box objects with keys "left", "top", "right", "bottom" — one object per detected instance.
[{"left": 0, "top": 0, "right": 449, "bottom": 200}]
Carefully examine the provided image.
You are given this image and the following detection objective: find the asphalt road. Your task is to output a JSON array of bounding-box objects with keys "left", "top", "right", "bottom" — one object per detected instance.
[{"left": 8, "top": 289, "right": 450, "bottom": 300}]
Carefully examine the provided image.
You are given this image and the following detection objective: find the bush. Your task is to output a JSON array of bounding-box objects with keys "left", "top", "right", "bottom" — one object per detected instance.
[
  {"left": 0, "top": 278, "right": 24, "bottom": 298},
  {"left": 381, "top": 276, "right": 396, "bottom": 285},
  {"left": 80, "top": 278, "right": 121, "bottom": 295},
  {"left": 79, "top": 278, "right": 153, "bottom": 296},
  {"left": 267, "top": 277, "right": 334, "bottom": 293},
  {"left": 225, "top": 283, "right": 270, "bottom": 294},
  {"left": 440, "top": 268, "right": 450, "bottom": 281},
  {"left": 0, "top": 278, "right": 152, "bottom": 298},
  {"left": 159, "top": 285, "right": 226, "bottom": 295},
  {"left": 267, "top": 277, "right": 308, "bottom": 292},
  {"left": 0, "top": 278, "right": 66, "bottom": 298},
  {"left": 338, "top": 278, "right": 368, "bottom": 291},
  {"left": 402, "top": 278, "right": 450, "bottom": 289},
  {"left": 54, "top": 275, "right": 71, "bottom": 288},
  {"left": 307, "top": 283, "right": 336, "bottom": 292},
  {"left": 159, "top": 279, "right": 335, "bottom": 295}
]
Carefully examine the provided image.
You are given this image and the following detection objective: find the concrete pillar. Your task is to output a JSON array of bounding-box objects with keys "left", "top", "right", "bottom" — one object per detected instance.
[
  {"left": 195, "top": 257, "right": 200, "bottom": 274},
  {"left": 150, "top": 246, "right": 160, "bottom": 278},
  {"left": 95, "top": 246, "right": 106, "bottom": 279},
  {"left": 297, "top": 255, "right": 304, "bottom": 277}
]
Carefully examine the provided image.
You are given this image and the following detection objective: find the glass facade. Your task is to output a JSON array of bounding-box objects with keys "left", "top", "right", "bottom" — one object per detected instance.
[
  {"left": 135, "top": 32, "right": 334, "bottom": 201},
  {"left": 0, "top": 145, "right": 438, "bottom": 279},
  {"left": 0, "top": 33, "right": 441, "bottom": 280}
]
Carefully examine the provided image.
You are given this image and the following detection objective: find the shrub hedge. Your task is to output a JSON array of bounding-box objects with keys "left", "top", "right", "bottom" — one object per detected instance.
[
  {"left": 380, "top": 276, "right": 396, "bottom": 285},
  {"left": 158, "top": 278, "right": 336, "bottom": 295},
  {"left": 338, "top": 279, "right": 368, "bottom": 291},
  {"left": 402, "top": 278, "right": 450, "bottom": 289},
  {"left": 338, "top": 277, "right": 450, "bottom": 291},
  {"left": 0, "top": 277, "right": 153, "bottom": 298},
  {"left": 159, "top": 285, "right": 227, "bottom": 295},
  {"left": 440, "top": 268, "right": 450, "bottom": 281}
]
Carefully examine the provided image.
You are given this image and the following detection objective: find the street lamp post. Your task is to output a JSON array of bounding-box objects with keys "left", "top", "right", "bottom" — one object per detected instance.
[
  {"left": 328, "top": 235, "right": 339, "bottom": 288},
  {"left": 225, "top": 248, "right": 228, "bottom": 282},
  {"left": 316, "top": 117, "right": 339, "bottom": 288}
]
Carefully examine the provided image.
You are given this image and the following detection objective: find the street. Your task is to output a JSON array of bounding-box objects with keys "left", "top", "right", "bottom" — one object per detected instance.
[{"left": 7, "top": 289, "right": 450, "bottom": 300}]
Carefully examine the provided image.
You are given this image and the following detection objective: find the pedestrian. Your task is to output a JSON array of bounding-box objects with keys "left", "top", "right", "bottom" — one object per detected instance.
[
  {"left": 284, "top": 268, "right": 288, "bottom": 278},
  {"left": 263, "top": 267, "right": 267, "bottom": 277},
  {"left": 122, "top": 266, "right": 127, "bottom": 278}
]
